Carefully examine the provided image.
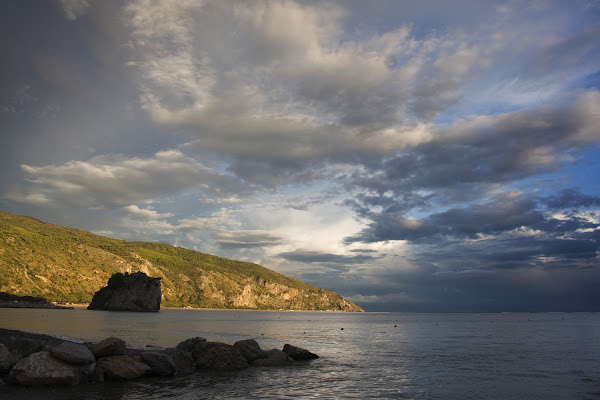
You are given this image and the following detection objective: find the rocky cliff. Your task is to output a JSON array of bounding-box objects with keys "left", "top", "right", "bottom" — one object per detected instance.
[{"left": 87, "top": 272, "right": 161, "bottom": 312}]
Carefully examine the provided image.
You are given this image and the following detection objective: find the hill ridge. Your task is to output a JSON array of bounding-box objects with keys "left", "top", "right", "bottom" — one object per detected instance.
[{"left": 0, "top": 210, "right": 363, "bottom": 312}]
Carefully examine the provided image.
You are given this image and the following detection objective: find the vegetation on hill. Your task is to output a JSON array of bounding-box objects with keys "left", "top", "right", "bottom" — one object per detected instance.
[{"left": 0, "top": 210, "right": 363, "bottom": 311}]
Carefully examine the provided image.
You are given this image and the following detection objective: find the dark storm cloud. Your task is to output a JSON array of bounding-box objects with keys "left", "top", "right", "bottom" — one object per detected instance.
[
  {"left": 525, "top": 24, "right": 600, "bottom": 77},
  {"left": 346, "top": 193, "right": 545, "bottom": 243},
  {"left": 279, "top": 249, "right": 380, "bottom": 265},
  {"left": 542, "top": 188, "right": 600, "bottom": 209},
  {"left": 215, "top": 230, "right": 286, "bottom": 249},
  {"left": 355, "top": 94, "right": 600, "bottom": 198},
  {"left": 346, "top": 93, "right": 600, "bottom": 246}
]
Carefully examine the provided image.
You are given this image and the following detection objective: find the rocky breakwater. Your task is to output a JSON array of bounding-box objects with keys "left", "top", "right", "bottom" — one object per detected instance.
[
  {"left": 0, "top": 328, "right": 319, "bottom": 389},
  {"left": 88, "top": 271, "right": 161, "bottom": 312}
]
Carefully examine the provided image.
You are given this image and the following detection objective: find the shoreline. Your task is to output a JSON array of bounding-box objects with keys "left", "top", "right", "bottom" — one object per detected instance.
[
  {"left": 1, "top": 302, "right": 361, "bottom": 312},
  {"left": 0, "top": 301, "right": 74, "bottom": 310},
  {"left": 0, "top": 326, "right": 320, "bottom": 389}
]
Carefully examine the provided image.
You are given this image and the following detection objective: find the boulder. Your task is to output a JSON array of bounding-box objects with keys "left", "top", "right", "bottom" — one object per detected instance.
[
  {"left": 8, "top": 337, "right": 45, "bottom": 359},
  {"left": 234, "top": 339, "right": 267, "bottom": 364},
  {"left": 140, "top": 351, "right": 177, "bottom": 377},
  {"left": 252, "top": 349, "right": 294, "bottom": 367},
  {"left": 51, "top": 342, "right": 95, "bottom": 365},
  {"left": 282, "top": 344, "right": 319, "bottom": 360},
  {"left": 175, "top": 337, "right": 207, "bottom": 353},
  {"left": 96, "top": 355, "right": 152, "bottom": 381},
  {"left": 192, "top": 342, "right": 248, "bottom": 370},
  {"left": 0, "top": 328, "right": 65, "bottom": 356},
  {"left": 164, "top": 348, "right": 195, "bottom": 376},
  {"left": 9, "top": 351, "right": 94, "bottom": 386},
  {"left": 88, "top": 337, "right": 127, "bottom": 358},
  {"left": 88, "top": 272, "right": 161, "bottom": 312},
  {"left": 0, "top": 343, "right": 20, "bottom": 374}
]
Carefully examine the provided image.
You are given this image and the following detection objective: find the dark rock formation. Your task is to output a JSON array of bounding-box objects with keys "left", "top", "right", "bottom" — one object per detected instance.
[
  {"left": 96, "top": 355, "right": 152, "bottom": 381},
  {"left": 0, "top": 344, "right": 19, "bottom": 374},
  {"left": 234, "top": 339, "right": 267, "bottom": 364},
  {"left": 0, "top": 329, "right": 320, "bottom": 389},
  {"left": 8, "top": 338, "right": 45, "bottom": 359},
  {"left": 0, "top": 328, "right": 65, "bottom": 355},
  {"left": 175, "top": 336, "right": 207, "bottom": 353},
  {"left": 50, "top": 342, "right": 95, "bottom": 365},
  {"left": 283, "top": 344, "right": 319, "bottom": 360},
  {"left": 88, "top": 337, "right": 127, "bottom": 358},
  {"left": 192, "top": 342, "right": 249, "bottom": 370},
  {"left": 164, "top": 348, "right": 195, "bottom": 376},
  {"left": 252, "top": 349, "right": 294, "bottom": 367},
  {"left": 9, "top": 351, "right": 95, "bottom": 386},
  {"left": 140, "top": 351, "right": 177, "bottom": 376},
  {"left": 88, "top": 272, "right": 161, "bottom": 312}
]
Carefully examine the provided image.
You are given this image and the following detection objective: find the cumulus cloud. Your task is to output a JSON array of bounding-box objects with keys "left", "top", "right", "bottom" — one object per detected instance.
[
  {"left": 121, "top": 0, "right": 497, "bottom": 180},
  {"left": 58, "top": 0, "right": 91, "bottom": 21},
  {"left": 122, "top": 205, "right": 174, "bottom": 220},
  {"left": 11, "top": 150, "right": 243, "bottom": 209},
  {"left": 215, "top": 230, "right": 286, "bottom": 249}
]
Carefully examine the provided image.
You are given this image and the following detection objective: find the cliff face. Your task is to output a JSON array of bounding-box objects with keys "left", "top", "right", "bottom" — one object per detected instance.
[
  {"left": 88, "top": 272, "right": 161, "bottom": 312},
  {"left": 0, "top": 210, "right": 364, "bottom": 312}
]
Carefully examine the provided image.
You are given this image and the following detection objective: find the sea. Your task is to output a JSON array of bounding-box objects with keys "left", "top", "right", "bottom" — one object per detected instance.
[{"left": 1, "top": 308, "right": 599, "bottom": 399}]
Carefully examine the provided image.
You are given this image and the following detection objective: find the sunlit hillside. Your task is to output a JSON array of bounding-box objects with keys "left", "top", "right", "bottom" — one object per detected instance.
[{"left": 0, "top": 210, "right": 363, "bottom": 311}]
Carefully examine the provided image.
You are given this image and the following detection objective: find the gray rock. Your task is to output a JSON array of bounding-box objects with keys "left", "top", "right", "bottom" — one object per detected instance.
[
  {"left": 192, "top": 342, "right": 248, "bottom": 370},
  {"left": 9, "top": 351, "right": 94, "bottom": 386},
  {"left": 89, "top": 337, "right": 127, "bottom": 358},
  {"left": 90, "top": 365, "right": 105, "bottom": 383},
  {"left": 9, "top": 338, "right": 45, "bottom": 359},
  {"left": 0, "top": 328, "right": 66, "bottom": 353},
  {"left": 96, "top": 355, "right": 152, "bottom": 381},
  {"left": 282, "top": 344, "right": 319, "bottom": 360},
  {"left": 252, "top": 349, "right": 294, "bottom": 367},
  {"left": 164, "top": 348, "right": 195, "bottom": 375},
  {"left": 88, "top": 272, "right": 161, "bottom": 312},
  {"left": 140, "top": 351, "right": 177, "bottom": 376},
  {"left": 234, "top": 339, "right": 267, "bottom": 363},
  {"left": 175, "top": 337, "right": 207, "bottom": 353},
  {"left": 0, "top": 343, "right": 20, "bottom": 374},
  {"left": 51, "top": 342, "right": 95, "bottom": 365},
  {"left": 125, "top": 345, "right": 164, "bottom": 359}
]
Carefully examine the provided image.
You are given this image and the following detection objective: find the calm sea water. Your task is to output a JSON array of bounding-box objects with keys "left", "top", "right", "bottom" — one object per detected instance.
[{"left": 1, "top": 309, "right": 599, "bottom": 399}]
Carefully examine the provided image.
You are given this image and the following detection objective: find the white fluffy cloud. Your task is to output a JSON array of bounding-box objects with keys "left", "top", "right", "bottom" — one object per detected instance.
[{"left": 9, "top": 150, "right": 242, "bottom": 208}]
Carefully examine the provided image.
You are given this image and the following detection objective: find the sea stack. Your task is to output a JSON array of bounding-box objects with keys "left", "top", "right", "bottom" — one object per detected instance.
[{"left": 88, "top": 272, "right": 161, "bottom": 312}]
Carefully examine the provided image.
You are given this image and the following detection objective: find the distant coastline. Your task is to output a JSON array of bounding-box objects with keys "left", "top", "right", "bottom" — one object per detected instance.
[{"left": 0, "top": 301, "right": 358, "bottom": 313}]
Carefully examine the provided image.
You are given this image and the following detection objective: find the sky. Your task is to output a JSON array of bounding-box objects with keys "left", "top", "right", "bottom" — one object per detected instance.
[{"left": 1, "top": 0, "right": 600, "bottom": 312}]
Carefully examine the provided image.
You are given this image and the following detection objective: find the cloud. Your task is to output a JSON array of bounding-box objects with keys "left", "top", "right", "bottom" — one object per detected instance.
[
  {"left": 278, "top": 249, "right": 380, "bottom": 265},
  {"left": 542, "top": 188, "right": 600, "bottom": 209},
  {"left": 2, "top": 1, "right": 600, "bottom": 312},
  {"left": 345, "top": 91, "right": 600, "bottom": 214},
  {"left": 121, "top": 0, "right": 503, "bottom": 181},
  {"left": 215, "top": 230, "right": 286, "bottom": 249},
  {"left": 122, "top": 205, "right": 174, "bottom": 220},
  {"left": 58, "top": 0, "right": 91, "bottom": 21},
  {"left": 11, "top": 150, "right": 243, "bottom": 209}
]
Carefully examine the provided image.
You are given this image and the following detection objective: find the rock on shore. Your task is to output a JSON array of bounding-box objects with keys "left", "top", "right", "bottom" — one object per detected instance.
[
  {"left": 87, "top": 272, "right": 161, "bottom": 312},
  {"left": 0, "top": 328, "right": 319, "bottom": 388}
]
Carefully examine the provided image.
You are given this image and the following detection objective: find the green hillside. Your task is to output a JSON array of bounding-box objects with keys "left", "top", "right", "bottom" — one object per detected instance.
[{"left": 0, "top": 210, "right": 363, "bottom": 311}]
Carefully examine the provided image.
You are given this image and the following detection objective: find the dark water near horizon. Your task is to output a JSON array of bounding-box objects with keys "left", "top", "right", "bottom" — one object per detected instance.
[{"left": 1, "top": 309, "right": 599, "bottom": 399}]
